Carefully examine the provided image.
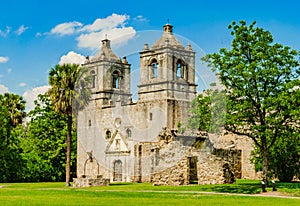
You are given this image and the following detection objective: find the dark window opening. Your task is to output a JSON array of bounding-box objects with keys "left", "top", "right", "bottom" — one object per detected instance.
[
  {"left": 149, "top": 112, "right": 153, "bottom": 121},
  {"left": 126, "top": 128, "right": 132, "bottom": 138},
  {"left": 106, "top": 130, "right": 111, "bottom": 139},
  {"left": 112, "top": 71, "right": 120, "bottom": 89},
  {"left": 88, "top": 120, "right": 91, "bottom": 126}
]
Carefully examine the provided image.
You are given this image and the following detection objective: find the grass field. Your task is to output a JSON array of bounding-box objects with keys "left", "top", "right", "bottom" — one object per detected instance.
[{"left": 0, "top": 180, "right": 299, "bottom": 205}]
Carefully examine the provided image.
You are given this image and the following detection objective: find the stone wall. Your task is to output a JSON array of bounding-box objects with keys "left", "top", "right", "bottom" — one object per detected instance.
[
  {"left": 73, "top": 176, "right": 110, "bottom": 187},
  {"left": 152, "top": 157, "right": 190, "bottom": 186},
  {"left": 145, "top": 131, "right": 243, "bottom": 186},
  {"left": 197, "top": 152, "right": 224, "bottom": 184},
  {"left": 197, "top": 148, "right": 241, "bottom": 185},
  {"left": 210, "top": 132, "right": 261, "bottom": 179}
]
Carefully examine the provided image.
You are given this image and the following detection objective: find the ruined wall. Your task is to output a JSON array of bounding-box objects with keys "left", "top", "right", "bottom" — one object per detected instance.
[
  {"left": 197, "top": 148, "right": 241, "bottom": 185},
  {"left": 197, "top": 152, "right": 224, "bottom": 184},
  {"left": 152, "top": 157, "right": 190, "bottom": 186},
  {"left": 210, "top": 132, "right": 261, "bottom": 180},
  {"left": 140, "top": 136, "right": 192, "bottom": 185}
]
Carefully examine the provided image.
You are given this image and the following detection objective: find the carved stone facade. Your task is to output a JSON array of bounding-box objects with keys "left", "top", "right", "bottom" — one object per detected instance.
[{"left": 75, "top": 24, "right": 257, "bottom": 187}]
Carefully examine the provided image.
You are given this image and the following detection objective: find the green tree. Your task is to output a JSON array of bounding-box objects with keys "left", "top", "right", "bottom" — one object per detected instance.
[
  {"left": 188, "top": 89, "right": 226, "bottom": 133},
  {"left": 0, "top": 93, "right": 26, "bottom": 127},
  {"left": 0, "top": 93, "right": 26, "bottom": 182},
  {"left": 203, "top": 20, "right": 300, "bottom": 184},
  {"left": 21, "top": 94, "right": 77, "bottom": 182},
  {"left": 269, "top": 131, "right": 300, "bottom": 182},
  {"left": 48, "top": 64, "right": 90, "bottom": 186}
]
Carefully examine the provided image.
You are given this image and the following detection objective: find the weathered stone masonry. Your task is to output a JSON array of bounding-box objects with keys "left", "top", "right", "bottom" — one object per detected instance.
[{"left": 74, "top": 23, "right": 257, "bottom": 187}]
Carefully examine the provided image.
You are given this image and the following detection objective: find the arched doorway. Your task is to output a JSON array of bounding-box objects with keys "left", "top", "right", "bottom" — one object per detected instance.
[{"left": 113, "top": 160, "right": 122, "bottom": 182}]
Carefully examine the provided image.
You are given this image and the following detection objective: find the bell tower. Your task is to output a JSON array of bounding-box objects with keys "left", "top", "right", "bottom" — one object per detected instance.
[
  {"left": 138, "top": 23, "right": 197, "bottom": 128},
  {"left": 83, "top": 38, "right": 132, "bottom": 106}
]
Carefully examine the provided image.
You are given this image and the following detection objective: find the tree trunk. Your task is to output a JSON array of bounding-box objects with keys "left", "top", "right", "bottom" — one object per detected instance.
[
  {"left": 261, "top": 140, "right": 268, "bottom": 186},
  {"left": 66, "top": 114, "right": 72, "bottom": 186}
]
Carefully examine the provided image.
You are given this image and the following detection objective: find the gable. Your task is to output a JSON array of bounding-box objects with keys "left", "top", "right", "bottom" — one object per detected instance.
[{"left": 105, "top": 130, "right": 130, "bottom": 154}]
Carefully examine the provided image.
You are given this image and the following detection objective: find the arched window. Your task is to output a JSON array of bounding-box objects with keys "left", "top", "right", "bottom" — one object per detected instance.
[
  {"left": 176, "top": 59, "right": 183, "bottom": 78},
  {"left": 150, "top": 59, "right": 158, "bottom": 78},
  {"left": 106, "top": 130, "right": 111, "bottom": 139},
  {"left": 126, "top": 128, "right": 132, "bottom": 138},
  {"left": 112, "top": 71, "right": 120, "bottom": 89},
  {"left": 153, "top": 63, "right": 158, "bottom": 78},
  {"left": 90, "top": 70, "right": 96, "bottom": 88}
]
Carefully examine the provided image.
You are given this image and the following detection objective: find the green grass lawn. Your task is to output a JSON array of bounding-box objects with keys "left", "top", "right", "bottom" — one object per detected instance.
[{"left": 0, "top": 180, "right": 299, "bottom": 206}]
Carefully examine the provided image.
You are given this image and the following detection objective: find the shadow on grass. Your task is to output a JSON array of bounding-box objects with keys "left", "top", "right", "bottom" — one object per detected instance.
[
  {"left": 107, "top": 180, "right": 300, "bottom": 195},
  {"left": 109, "top": 180, "right": 262, "bottom": 194},
  {"left": 193, "top": 180, "right": 261, "bottom": 194}
]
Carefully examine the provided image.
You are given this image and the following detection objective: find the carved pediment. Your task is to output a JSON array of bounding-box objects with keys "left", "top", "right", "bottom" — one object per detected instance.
[{"left": 105, "top": 130, "right": 130, "bottom": 154}]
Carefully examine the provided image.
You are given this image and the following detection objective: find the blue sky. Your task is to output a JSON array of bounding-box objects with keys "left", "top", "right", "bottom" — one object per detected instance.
[{"left": 1, "top": 0, "right": 300, "bottom": 110}]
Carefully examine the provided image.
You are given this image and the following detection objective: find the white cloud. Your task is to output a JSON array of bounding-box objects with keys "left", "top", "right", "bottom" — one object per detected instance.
[
  {"left": 59, "top": 51, "right": 86, "bottom": 65},
  {"left": 76, "top": 14, "right": 135, "bottom": 50},
  {"left": 0, "top": 56, "right": 9, "bottom": 63},
  {"left": 77, "top": 27, "right": 136, "bottom": 50},
  {"left": 50, "top": 21, "right": 83, "bottom": 36},
  {"left": 15, "top": 25, "right": 29, "bottom": 35},
  {"left": 0, "top": 26, "right": 11, "bottom": 37},
  {"left": 7, "top": 68, "right": 12, "bottom": 73},
  {"left": 47, "top": 14, "right": 137, "bottom": 50},
  {"left": 35, "top": 32, "right": 42, "bottom": 37},
  {"left": 23, "top": 85, "right": 51, "bottom": 112},
  {"left": 80, "top": 13, "right": 129, "bottom": 32},
  {"left": 0, "top": 84, "right": 8, "bottom": 94},
  {"left": 133, "top": 15, "right": 148, "bottom": 22},
  {"left": 19, "top": 82, "right": 27, "bottom": 87}
]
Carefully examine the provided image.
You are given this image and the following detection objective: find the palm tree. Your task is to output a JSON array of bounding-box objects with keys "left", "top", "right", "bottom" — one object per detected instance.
[
  {"left": 0, "top": 93, "right": 26, "bottom": 127},
  {"left": 48, "top": 64, "right": 90, "bottom": 186}
]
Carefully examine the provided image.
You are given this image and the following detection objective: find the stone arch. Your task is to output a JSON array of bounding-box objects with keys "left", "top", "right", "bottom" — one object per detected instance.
[
  {"left": 90, "top": 70, "right": 96, "bottom": 88},
  {"left": 149, "top": 58, "right": 158, "bottom": 78},
  {"left": 176, "top": 59, "right": 186, "bottom": 79},
  {"left": 112, "top": 70, "right": 120, "bottom": 89}
]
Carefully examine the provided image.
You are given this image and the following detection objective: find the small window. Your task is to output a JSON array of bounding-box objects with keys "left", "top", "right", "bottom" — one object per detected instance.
[
  {"left": 176, "top": 62, "right": 182, "bottom": 78},
  {"left": 106, "top": 130, "right": 111, "bottom": 139},
  {"left": 88, "top": 120, "right": 91, "bottom": 126},
  {"left": 126, "top": 128, "right": 132, "bottom": 138},
  {"left": 149, "top": 113, "right": 153, "bottom": 121},
  {"left": 153, "top": 63, "right": 158, "bottom": 78},
  {"left": 90, "top": 70, "right": 96, "bottom": 88},
  {"left": 112, "top": 71, "right": 120, "bottom": 89},
  {"left": 150, "top": 59, "right": 158, "bottom": 78},
  {"left": 176, "top": 60, "right": 184, "bottom": 78}
]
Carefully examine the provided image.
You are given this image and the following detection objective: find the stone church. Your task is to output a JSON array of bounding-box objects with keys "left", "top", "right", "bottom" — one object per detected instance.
[{"left": 75, "top": 24, "right": 257, "bottom": 187}]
